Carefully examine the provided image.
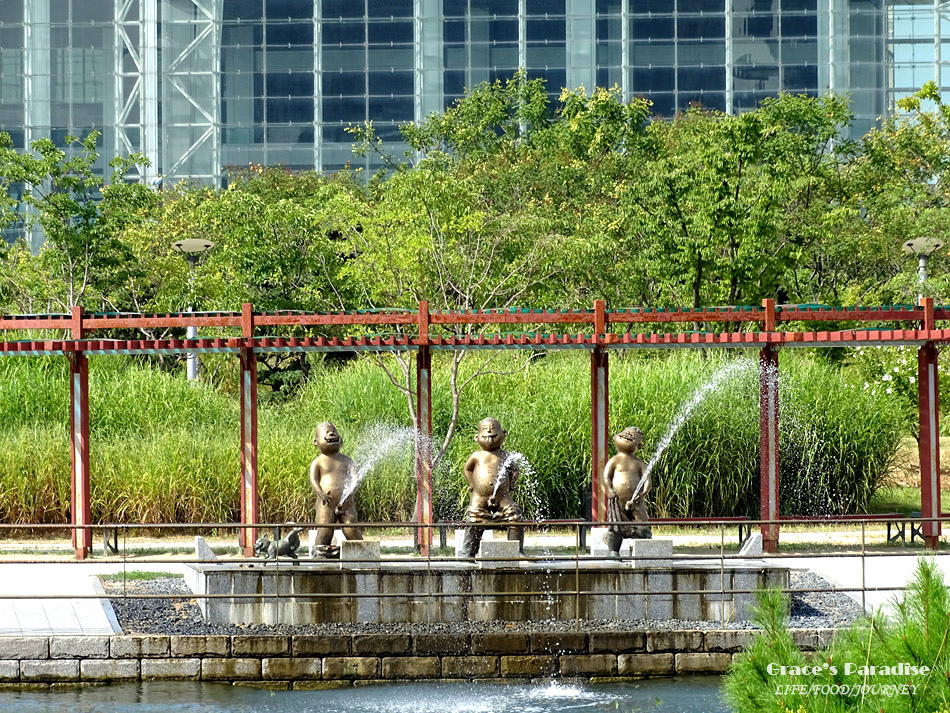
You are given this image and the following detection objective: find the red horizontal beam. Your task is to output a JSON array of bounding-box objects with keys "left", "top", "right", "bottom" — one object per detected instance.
[
  {"left": 0, "top": 328, "right": 948, "bottom": 355},
  {"left": 0, "top": 303, "right": 943, "bottom": 336}
]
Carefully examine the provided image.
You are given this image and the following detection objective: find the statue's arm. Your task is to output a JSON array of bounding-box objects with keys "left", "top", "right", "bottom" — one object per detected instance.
[
  {"left": 463, "top": 454, "right": 477, "bottom": 491},
  {"left": 604, "top": 458, "right": 617, "bottom": 499},
  {"left": 308, "top": 460, "right": 329, "bottom": 505}
]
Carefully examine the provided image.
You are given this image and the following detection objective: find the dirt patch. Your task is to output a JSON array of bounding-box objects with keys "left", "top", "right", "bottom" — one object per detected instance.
[{"left": 881, "top": 436, "right": 950, "bottom": 489}]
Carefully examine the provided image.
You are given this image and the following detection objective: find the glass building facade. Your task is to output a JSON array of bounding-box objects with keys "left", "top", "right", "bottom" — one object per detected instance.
[{"left": 0, "top": 0, "right": 946, "bottom": 188}]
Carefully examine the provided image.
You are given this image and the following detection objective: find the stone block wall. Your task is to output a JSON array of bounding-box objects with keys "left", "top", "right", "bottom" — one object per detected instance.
[{"left": 0, "top": 629, "right": 836, "bottom": 688}]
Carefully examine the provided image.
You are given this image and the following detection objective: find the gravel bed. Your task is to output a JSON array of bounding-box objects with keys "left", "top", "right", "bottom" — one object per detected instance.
[{"left": 102, "top": 569, "right": 862, "bottom": 636}]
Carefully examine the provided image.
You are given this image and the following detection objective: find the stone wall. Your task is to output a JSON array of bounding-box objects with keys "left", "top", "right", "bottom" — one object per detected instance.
[{"left": 0, "top": 629, "right": 836, "bottom": 688}]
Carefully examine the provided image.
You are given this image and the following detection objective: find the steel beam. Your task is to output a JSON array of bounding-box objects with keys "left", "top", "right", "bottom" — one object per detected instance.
[
  {"left": 591, "top": 347, "right": 609, "bottom": 523},
  {"left": 415, "top": 345, "right": 433, "bottom": 554},
  {"left": 918, "top": 341, "right": 942, "bottom": 549},
  {"left": 759, "top": 345, "right": 780, "bottom": 553}
]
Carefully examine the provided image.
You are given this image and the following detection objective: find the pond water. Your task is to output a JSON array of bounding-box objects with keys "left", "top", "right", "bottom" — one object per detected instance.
[{"left": 0, "top": 678, "right": 729, "bottom": 713}]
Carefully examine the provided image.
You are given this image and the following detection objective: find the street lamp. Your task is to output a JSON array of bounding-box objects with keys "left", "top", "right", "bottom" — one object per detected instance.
[
  {"left": 172, "top": 238, "right": 214, "bottom": 380},
  {"left": 903, "top": 238, "right": 944, "bottom": 302}
]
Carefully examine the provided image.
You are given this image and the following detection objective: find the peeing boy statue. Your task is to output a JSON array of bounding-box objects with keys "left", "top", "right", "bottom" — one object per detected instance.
[
  {"left": 308, "top": 421, "right": 363, "bottom": 558},
  {"left": 460, "top": 417, "right": 524, "bottom": 558},
  {"left": 604, "top": 426, "right": 653, "bottom": 555}
]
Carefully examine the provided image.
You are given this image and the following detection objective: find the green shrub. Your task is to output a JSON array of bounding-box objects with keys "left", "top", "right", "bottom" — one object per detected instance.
[
  {"left": 0, "top": 350, "right": 903, "bottom": 525},
  {"left": 725, "top": 558, "right": 950, "bottom": 713}
]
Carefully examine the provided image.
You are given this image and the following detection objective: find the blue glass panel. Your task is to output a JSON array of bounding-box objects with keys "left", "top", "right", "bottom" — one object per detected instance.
[
  {"left": 444, "top": 70, "right": 466, "bottom": 95},
  {"left": 632, "top": 17, "right": 675, "bottom": 40},
  {"left": 678, "top": 66, "right": 725, "bottom": 91},
  {"left": 443, "top": 0, "right": 468, "bottom": 18},
  {"left": 323, "top": 71, "right": 366, "bottom": 95},
  {"left": 224, "top": 0, "right": 263, "bottom": 21},
  {"left": 527, "top": 19, "right": 566, "bottom": 42},
  {"left": 368, "top": 22, "right": 413, "bottom": 44},
  {"left": 780, "top": 13, "right": 817, "bottom": 37},
  {"left": 733, "top": 64, "right": 779, "bottom": 90},
  {"left": 782, "top": 64, "right": 817, "bottom": 91},
  {"left": 267, "top": 125, "right": 314, "bottom": 143},
  {"left": 266, "top": 97, "right": 314, "bottom": 122},
  {"left": 322, "top": 47, "right": 367, "bottom": 70},
  {"left": 736, "top": 14, "right": 777, "bottom": 39},
  {"left": 444, "top": 20, "right": 466, "bottom": 43},
  {"left": 72, "top": 1, "right": 111, "bottom": 22},
  {"left": 782, "top": 0, "right": 816, "bottom": 10},
  {"left": 0, "top": 1, "right": 22, "bottom": 23},
  {"left": 734, "top": 91, "right": 765, "bottom": 110},
  {"left": 642, "top": 93, "right": 675, "bottom": 116},
  {"left": 323, "top": 0, "right": 364, "bottom": 19},
  {"left": 681, "top": 92, "right": 725, "bottom": 111},
  {"left": 321, "top": 125, "right": 351, "bottom": 142},
  {"left": 369, "top": 70, "right": 414, "bottom": 95},
  {"left": 678, "top": 40, "right": 725, "bottom": 65},
  {"left": 267, "top": 23, "right": 313, "bottom": 45},
  {"left": 677, "top": 0, "right": 723, "bottom": 11},
  {"left": 368, "top": 96, "right": 413, "bottom": 120},
  {"left": 527, "top": 0, "right": 565, "bottom": 13},
  {"left": 369, "top": 0, "right": 412, "bottom": 18},
  {"left": 488, "top": 67, "right": 519, "bottom": 83},
  {"left": 633, "top": 67, "right": 674, "bottom": 91},
  {"left": 266, "top": 0, "right": 312, "bottom": 19},
  {"left": 597, "top": 0, "right": 621, "bottom": 13},
  {"left": 527, "top": 68, "right": 566, "bottom": 91},
  {"left": 632, "top": 0, "right": 669, "bottom": 13},
  {"left": 323, "top": 23, "right": 366, "bottom": 45},
  {"left": 267, "top": 72, "right": 314, "bottom": 96},
  {"left": 323, "top": 96, "right": 366, "bottom": 121},
  {"left": 679, "top": 16, "right": 725, "bottom": 38},
  {"left": 3, "top": 129, "right": 24, "bottom": 148},
  {"left": 473, "top": 19, "right": 518, "bottom": 42},
  {"left": 471, "top": 0, "right": 518, "bottom": 15}
]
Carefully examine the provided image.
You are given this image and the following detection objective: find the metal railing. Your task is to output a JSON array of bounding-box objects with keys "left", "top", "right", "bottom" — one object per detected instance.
[{"left": 0, "top": 516, "right": 945, "bottom": 633}]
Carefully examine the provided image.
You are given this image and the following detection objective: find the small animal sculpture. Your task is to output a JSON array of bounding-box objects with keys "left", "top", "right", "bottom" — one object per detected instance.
[{"left": 254, "top": 526, "right": 304, "bottom": 561}]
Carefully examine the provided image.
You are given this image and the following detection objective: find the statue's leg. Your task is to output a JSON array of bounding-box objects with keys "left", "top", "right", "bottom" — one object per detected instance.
[
  {"left": 604, "top": 529, "right": 623, "bottom": 556},
  {"left": 462, "top": 526, "right": 483, "bottom": 558},
  {"left": 314, "top": 500, "right": 336, "bottom": 546},
  {"left": 340, "top": 501, "right": 363, "bottom": 541}
]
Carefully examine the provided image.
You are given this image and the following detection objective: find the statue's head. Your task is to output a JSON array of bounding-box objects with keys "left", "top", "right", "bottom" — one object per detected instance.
[
  {"left": 475, "top": 417, "right": 506, "bottom": 451},
  {"left": 613, "top": 426, "right": 642, "bottom": 454},
  {"left": 314, "top": 421, "right": 343, "bottom": 454}
]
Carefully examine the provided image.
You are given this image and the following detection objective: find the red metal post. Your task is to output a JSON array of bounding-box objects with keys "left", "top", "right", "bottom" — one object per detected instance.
[
  {"left": 239, "top": 303, "right": 258, "bottom": 556},
  {"left": 69, "top": 351, "right": 91, "bottom": 560},
  {"left": 591, "top": 346, "right": 609, "bottom": 522},
  {"left": 918, "top": 341, "right": 941, "bottom": 549},
  {"left": 69, "top": 306, "right": 91, "bottom": 560},
  {"left": 415, "top": 344, "right": 433, "bottom": 554},
  {"left": 759, "top": 345, "right": 780, "bottom": 552}
]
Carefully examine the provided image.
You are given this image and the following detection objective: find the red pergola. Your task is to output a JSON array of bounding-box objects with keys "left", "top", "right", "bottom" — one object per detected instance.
[{"left": 1, "top": 298, "right": 944, "bottom": 559}]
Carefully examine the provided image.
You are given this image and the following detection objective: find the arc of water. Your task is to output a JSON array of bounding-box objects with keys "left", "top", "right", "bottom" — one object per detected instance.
[
  {"left": 642, "top": 359, "right": 755, "bottom": 480},
  {"left": 341, "top": 425, "right": 422, "bottom": 504}
]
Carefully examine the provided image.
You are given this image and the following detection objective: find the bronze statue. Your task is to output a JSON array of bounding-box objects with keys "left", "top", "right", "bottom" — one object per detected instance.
[
  {"left": 309, "top": 422, "right": 363, "bottom": 558},
  {"left": 254, "top": 526, "right": 304, "bottom": 560},
  {"left": 460, "top": 417, "right": 524, "bottom": 558},
  {"left": 604, "top": 426, "right": 652, "bottom": 555}
]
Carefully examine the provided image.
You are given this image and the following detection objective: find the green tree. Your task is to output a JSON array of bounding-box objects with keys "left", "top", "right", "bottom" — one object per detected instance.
[{"left": 0, "top": 131, "right": 154, "bottom": 311}]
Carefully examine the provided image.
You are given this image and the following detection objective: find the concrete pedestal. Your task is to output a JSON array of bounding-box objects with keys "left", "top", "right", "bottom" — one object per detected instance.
[{"left": 340, "top": 540, "right": 380, "bottom": 569}]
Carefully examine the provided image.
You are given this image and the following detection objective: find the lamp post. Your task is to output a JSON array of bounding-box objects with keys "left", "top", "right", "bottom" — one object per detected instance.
[
  {"left": 172, "top": 239, "right": 214, "bottom": 380},
  {"left": 903, "top": 237, "right": 944, "bottom": 301}
]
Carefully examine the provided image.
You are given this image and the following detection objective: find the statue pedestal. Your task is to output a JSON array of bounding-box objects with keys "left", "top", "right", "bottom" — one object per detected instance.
[
  {"left": 629, "top": 538, "right": 672, "bottom": 568},
  {"left": 477, "top": 539, "right": 521, "bottom": 568},
  {"left": 340, "top": 540, "right": 380, "bottom": 569}
]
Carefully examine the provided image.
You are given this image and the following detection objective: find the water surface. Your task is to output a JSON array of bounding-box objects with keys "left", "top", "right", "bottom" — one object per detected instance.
[{"left": 0, "top": 678, "right": 728, "bottom": 712}]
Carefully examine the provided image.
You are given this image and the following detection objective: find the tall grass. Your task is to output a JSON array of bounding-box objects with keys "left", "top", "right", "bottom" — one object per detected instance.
[{"left": 0, "top": 350, "right": 903, "bottom": 525}]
